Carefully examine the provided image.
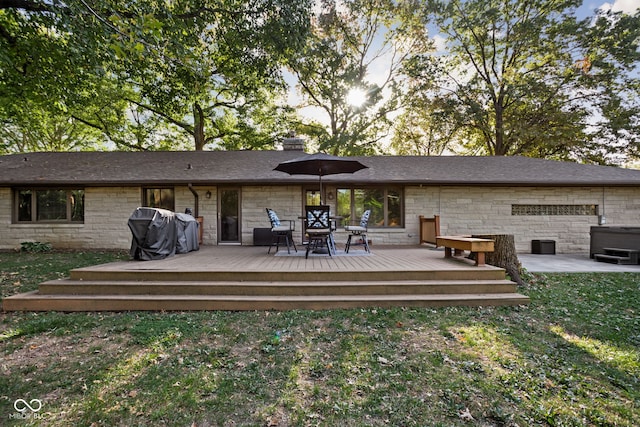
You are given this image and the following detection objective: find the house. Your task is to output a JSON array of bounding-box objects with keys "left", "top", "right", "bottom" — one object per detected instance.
[{"left": 1, "top": 146, "right": 639, "bottom": 254}]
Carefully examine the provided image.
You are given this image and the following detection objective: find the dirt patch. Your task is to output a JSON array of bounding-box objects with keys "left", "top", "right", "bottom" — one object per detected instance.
[{"left": 1, "top": 330, "right": 129, "bottom": 376}]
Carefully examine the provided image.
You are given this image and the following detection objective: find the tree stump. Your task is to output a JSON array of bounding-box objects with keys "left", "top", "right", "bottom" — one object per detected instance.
[{"left": 472, "top": 234, "right": 524, "bottom": 286}]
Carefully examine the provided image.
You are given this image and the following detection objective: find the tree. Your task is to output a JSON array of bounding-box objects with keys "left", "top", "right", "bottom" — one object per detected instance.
[
  {"left": 289, "top": 0, "right": 433, "bottom": 155},
  {"left": 411, "top": 0, "right": 640, "bottom": 164},
  {"left": 0, "top": 1, "right": 131, "bottom": 151},
  {"left": 390, "top": 95, "right": 462, "bottom": 156},
  {"left": 575, "top": 8, "right": 640, "bottom": 163},
  {"left": 96, "top": 0, "right": 313, "bottom": 151},
  {"left": 0, "top": 0, "right": 313, "bottom": 152},
  {"left": 0, "top": 104, "right": 107, "bottom": 153}
]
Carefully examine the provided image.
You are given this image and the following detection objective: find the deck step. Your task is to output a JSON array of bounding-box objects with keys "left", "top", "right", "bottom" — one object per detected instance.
[
  {"left": 594, "top": 247, "right": 639, "bottom": 265},
  {"left": 68, "top": 268, "right": 507, "bottom": 282},
  {"left": 2, "top": 246, "right": 530, "bottom": 312},
  {"left": 594, "top": 253, "right": 639, "bottom": 265},
  {"left": 2, "top": 291, "right": 530, "bottom": 312},
  {"left": 602, "top": 247, "right": 639, "bottom": 254},
  {"left": 37, "top": 279, "right": 519, "bottom": 296}
]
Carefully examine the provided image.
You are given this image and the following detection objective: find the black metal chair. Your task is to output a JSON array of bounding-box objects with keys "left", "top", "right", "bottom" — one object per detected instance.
[
  {"left": 345, "top": 209, "right": 371, "bottom": 253},
  {"left": 305, "top": 205, "right": 332, "bottom": 259},
  {"left": 266, "top": 208, "right": 297, "bottom": 254}
]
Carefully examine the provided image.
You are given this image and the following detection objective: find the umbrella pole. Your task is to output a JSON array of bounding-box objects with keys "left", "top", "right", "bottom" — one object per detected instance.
[{"left": 319, "top": 175, "right": 323, "bottom": 204}]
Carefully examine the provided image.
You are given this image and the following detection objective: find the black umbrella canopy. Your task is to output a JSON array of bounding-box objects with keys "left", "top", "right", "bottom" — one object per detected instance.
[
  {"left": 274, "top": 153, "right": 368, "bottom": 204},
  {"left": 274, "top": 153, "right": 368, "bottom": 177}
]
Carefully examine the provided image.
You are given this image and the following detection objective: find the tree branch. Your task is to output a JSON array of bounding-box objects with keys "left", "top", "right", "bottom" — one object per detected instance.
[
  {"left": 70, "top": 114, "right": 148, "bottom": 151},
  {"left": 125, "top": 97, "right": 194, "bottom": 135}
]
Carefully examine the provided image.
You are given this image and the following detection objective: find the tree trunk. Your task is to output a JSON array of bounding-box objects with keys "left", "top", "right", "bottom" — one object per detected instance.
[
  {"left": 473, "top": 234, "right": 524, "bottom": 286},
  {"left": 494, "top": 96, "right": 508, "bottom": 155},
  {"left": 193, "top": 102, "right": 206, "bottom": 151}
]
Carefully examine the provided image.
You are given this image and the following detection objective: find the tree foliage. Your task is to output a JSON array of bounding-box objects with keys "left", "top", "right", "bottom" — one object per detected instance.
[
  {"left": 390, "top": 91, "right": 461, "bottom": 156},
  {"left": 2, "top": 0, "right": 639, "bottom": 161},
  {"left": 289, "top": 0, "right": 433, "bottom": 155},
  {"left": 0, "top": 103, "right": 107, "bottom": 153},
  {"left": 100, "top": 0, "right": 312, "bottom": 150},
  {"left": 0, "top": 0, "right": 123, "bottom": 152},
  {"left": 0, "top": 0, "right": 312, "bottom": 152},
  {"left": 401, "top": 0, "right": 640, "bottom": 164}
]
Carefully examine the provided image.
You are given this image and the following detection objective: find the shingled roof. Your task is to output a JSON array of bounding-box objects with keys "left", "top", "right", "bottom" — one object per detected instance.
[{"left": 1, "top": 151, "right": 639, "bottom": 187}]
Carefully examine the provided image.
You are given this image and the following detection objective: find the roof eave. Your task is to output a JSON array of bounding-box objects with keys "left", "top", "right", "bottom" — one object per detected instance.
[{"left": 2, "top": 179, "right": 639, "bottom": 187}]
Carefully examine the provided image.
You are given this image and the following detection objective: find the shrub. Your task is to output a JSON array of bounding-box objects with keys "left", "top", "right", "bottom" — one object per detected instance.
[{"left": 20, "top": 241, "right": 53, "bottom": 253}]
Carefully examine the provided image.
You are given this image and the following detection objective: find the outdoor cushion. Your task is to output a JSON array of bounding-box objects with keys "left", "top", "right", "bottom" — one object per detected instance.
[
  {"left": 306, "top": 207, "right": 330, "bottom": 229},
  {"left": 267, "top": 208, "right": 281, "bottom": 227},
  {"left": 307, "top": 228, "right": 331, "bottom": 234},
  {"left": 266, "top": 208, "right": 296, "bottom": 254},
  {"left": 344, "top": 209, "right": 371, "bottom": 253}
]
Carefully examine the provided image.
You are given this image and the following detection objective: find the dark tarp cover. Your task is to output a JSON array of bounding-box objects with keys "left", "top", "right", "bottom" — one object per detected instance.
[
  {"left": 175, "top": 212, "right": 200, "bottom": 254},
  {"left": 128, "top": 207, "right": 199, "bottom": 260}
]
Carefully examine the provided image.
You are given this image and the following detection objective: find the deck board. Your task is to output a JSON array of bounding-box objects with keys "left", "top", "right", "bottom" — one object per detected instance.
[
  {"left": 81, "top": 245, "right": 497, "bottom": 274},
  {"left": 3, "top": 245, "right": 530, "bottom": 312}
]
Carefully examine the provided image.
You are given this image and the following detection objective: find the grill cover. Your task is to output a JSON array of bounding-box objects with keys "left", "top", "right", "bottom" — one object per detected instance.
[{"left": 128, "top": 207, "right": 199, "bottom": 260}]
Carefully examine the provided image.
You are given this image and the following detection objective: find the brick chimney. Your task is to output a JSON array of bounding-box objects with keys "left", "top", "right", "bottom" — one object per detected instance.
[{"left": 282, "top": 132, "right": 305, "bottom": 151}]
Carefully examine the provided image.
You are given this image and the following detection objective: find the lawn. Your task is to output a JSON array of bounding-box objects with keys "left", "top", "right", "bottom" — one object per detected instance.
[{"left": 1, "top": 251, "right": 638, "bottom": 426}]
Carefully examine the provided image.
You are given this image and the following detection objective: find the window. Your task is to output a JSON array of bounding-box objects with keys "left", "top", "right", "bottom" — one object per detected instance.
[
  {"left": 143, "top": 188, "right": 175, "bottom": 211},
  {"left": 337, "top": 187, "right": 403, "bottom": 227},
  {"left": 15, "top": 189, "right": 84, "bottom": 223}
]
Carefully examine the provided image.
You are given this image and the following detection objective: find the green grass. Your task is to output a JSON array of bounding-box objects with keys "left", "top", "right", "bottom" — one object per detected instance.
[{"left": 1, "top": 251, "right": 638, "bottom": 426}]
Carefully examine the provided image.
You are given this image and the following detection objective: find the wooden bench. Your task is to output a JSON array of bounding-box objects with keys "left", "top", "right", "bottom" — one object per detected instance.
[{"left": 436, "top": 236, "right": 495, "bottom": 266}]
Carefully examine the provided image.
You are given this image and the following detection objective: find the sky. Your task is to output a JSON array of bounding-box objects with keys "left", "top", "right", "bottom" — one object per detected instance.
[
  {"left": 587, "top": 0, "right": 639, "bottom": 14},
  {"left": 285, "top": 0, "right": 640, "bottom": 136}
]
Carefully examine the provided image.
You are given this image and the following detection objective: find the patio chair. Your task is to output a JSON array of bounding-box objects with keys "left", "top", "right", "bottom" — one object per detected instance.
[
  {"left": 305, "top": 205, "right": 332, "bottom": 259},
  {"left": 266, "top": 208, "right": 297, "bottom": 254},
  {"left": 344, "top": 209, "right": 371, "bottom": 253}
]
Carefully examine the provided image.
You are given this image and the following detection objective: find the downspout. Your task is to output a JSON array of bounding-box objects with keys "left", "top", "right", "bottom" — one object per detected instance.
[
  {"left": 188, "top": 183, "right": 199, "bottom": 217},
  {"left": 599, "top": 186, "right": 606, "bottom": 225}
]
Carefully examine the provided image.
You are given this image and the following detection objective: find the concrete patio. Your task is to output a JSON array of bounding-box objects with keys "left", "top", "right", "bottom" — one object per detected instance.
[{"left": 519, "top": 253, "right": 640, "bottom": 273}]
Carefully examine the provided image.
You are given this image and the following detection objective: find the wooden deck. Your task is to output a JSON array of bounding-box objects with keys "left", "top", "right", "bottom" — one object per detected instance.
[{"left": 3, "top": 245, "right": 530, "bottom": 311}]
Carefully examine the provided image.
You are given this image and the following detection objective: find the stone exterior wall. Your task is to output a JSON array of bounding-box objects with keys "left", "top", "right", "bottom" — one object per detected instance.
[
  {"left": 1, "top": 184, "right": 638, "bottom": 253},
  {"left": 243, "top": 184, "right": 640, "bottom": 253},
  {"left": 405, "top": 186, "right": 640, "bottom": 253},
  {"left": 241, "top": 185, "right": 303, "bottom": 245},
  {"left": 0, "top": 185, "right": 217, "bottom": 251},
  {"left": 1, "top": 187, "right": 140, "bottom": 250}
]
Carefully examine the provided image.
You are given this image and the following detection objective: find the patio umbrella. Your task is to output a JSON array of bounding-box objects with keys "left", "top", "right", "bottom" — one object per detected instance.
[{"left": 274, "top": 153, "right": 368, "bottom": 203}]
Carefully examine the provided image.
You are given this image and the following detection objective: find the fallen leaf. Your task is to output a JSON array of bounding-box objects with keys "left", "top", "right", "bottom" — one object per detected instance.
[
  {"left": 377, "top": 356, "right": 391, "bottom": 365},
  {"left": 459, "top": 407, "right": 474, "bottom": 422}
]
